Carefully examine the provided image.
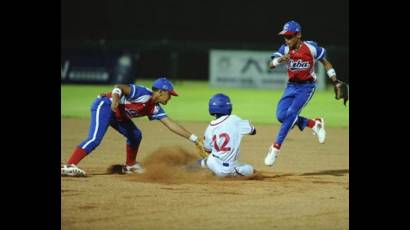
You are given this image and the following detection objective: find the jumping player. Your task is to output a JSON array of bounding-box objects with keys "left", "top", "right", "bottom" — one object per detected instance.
[
  {"left": 264, "top": 20, "right": 344, "bottom": 166},
  {"left": 61, "top": 77, "right": 203, "bottom": 177},
  {"left": 199, "top": 93, "right": 255, "bottom": 177}
]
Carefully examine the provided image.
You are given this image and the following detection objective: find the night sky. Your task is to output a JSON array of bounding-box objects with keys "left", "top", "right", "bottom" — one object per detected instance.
[{"left": 62, "top": 0, "right": 348, "bottom": 46}]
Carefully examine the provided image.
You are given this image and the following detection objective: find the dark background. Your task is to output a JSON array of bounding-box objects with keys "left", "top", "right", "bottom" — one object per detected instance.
[
  {"left": 61, "top": 0, "right": 349, "bottom": 83},
  {"left": 25, "top": 0, "right": 401, "bottom": 228}
]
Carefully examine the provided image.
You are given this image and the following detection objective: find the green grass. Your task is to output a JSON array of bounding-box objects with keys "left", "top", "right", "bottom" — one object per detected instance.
[{"left": 61, "top": 80, "right": 349, "bottom": 127}]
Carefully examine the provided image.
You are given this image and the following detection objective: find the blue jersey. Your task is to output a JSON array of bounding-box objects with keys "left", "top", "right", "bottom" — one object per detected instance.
[{"left": 106, "top": 84, "right": 167, "bottom": 121}]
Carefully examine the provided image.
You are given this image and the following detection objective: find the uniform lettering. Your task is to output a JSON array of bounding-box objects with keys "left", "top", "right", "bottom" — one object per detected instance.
[
  {"left": 212, "top": 133, "right": 231, "bottom": 152},
  {"left": 288, "top": 59, "right": 310, "bottom": 71}
]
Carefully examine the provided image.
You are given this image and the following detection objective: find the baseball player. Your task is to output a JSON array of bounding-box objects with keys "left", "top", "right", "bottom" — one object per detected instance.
[
  {"left": 61, "top": 77, "right": 203, "bottom": 177},
  {"left": 264, "top": 20, "right": 346, "bottom": 166},
  {"left": 199, "top": 93, "right": 256, "bottom": 177}
]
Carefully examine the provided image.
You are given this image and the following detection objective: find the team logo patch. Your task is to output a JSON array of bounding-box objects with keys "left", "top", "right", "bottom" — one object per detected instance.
[{"left": 288, "top": 59, "right": 310, "bottom": 71}]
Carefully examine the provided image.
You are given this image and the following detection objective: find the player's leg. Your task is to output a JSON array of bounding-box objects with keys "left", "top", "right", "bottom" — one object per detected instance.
[
  {"left": 296, "top": 116, "right": 325, "bottom": 143},
  {"left": 265, "top": 84, "right": 297, "bottom": 166},
  {"left": 276, "top": 84, "right": 316, "bottom": 144},
  {"left": 292, "top": 84, "right": 317, "bottom": 131},
  {"left": 185, "top": 157, "right": 208, "bottom": 172},
  {"left": 110, "top": 119, "right": 144, "bottom": 173},
  {"left": 204, "top": 154, "right": 226, "bottom": 176},
  {"left": 294, "top": 115, "right": 315, "bottom": 131},
  {"left": 265, "top": 84, "right": 315, "bottom": 166},
  {"left": 292, "top": 84, "right": 326, "bottom": 143},
  {"left": 310, "top": 117, "right": 326, "bottom": 143},
  {"left": 67, "top": 97, "right": 113, "bottom": 163},
  {"left": 233, "top": 163, "right": 254, "bottom": 176},
  {"left": 63, "top": 97, "right": 113, "bottom": 176},
  {"left": 273, "top": 86, "right": 296, "bottom": 149},
  {"left": 276, "top": 85, "right": 296, "bottom": 124}
]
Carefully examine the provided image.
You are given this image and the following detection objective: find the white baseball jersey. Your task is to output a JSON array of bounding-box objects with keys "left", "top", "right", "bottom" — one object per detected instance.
[{"left": 202, "top": 114, "right": 255, "bottom": 176}]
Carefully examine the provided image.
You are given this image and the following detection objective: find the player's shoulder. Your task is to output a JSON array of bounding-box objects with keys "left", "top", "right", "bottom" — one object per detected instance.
[
  {"left": 303, "top": 40, "right": 327, "bottom": 58},
  {"left": 134, "top": 84, "right": 152, "bottom": 92},
  {"left": 275, "top": 44, "right": 290, "bottom": 55},
  {"left": 229, "top": 114, "right": 241, "bottom": 120},
  {"left": 228, "top": 114, "right": 244, "bottom": 123},
  {"left": 132, "top": 84, "right": 152, "bottom": 95},
  {"left": 304, "top": 40, "right": 321, "bottom": 48},
  {"left": 278, "top": 44, "right": 288, "bottom": 50},
  {"left": 231, "top": 114, "right": 252, "bottom": 124},
  {"left": 127, "top": 84, "right": 153, "bottom": 102},
  {"left": 204, "top": 123, "right": 213, "bottom": 134},
  {"left": 271, "top": 44, "right": 289, "bottom": 58}
]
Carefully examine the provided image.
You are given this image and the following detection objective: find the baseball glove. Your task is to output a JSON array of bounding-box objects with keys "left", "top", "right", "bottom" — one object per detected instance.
[
  {"left": 195, "top": 139, "right": 210, "bottom": 158},
  {"left": 334, "top": 80, "right": 349, "bottom": 106}
]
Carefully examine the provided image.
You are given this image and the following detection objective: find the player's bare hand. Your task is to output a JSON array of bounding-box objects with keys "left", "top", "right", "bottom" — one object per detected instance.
[
  {"left": 111, "top": 100, "right": 119, "bottom": 112},
  {"left": 111, "top": 94, "right": 121, "bottom": 111}
]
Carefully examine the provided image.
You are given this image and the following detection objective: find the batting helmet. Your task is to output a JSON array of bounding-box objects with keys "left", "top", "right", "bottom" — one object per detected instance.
[{"left": 209, "top": 93, "right": 232, "bottom": 116}]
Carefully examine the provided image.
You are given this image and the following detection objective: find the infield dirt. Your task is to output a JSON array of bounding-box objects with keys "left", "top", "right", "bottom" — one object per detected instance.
[{"left": 61, "top": 118, "right": 348, "bottom": 230}]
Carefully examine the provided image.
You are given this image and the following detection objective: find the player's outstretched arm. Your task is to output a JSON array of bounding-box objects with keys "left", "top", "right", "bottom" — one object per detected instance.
[
  {"left": 319, "top": 58, "right": 339, "bottom": 83},
  {"left": 159, "top": 116, "right": 200, "bottom": 144},
  {"left": 320, "top": 58, "right": 349, "bottom": 105}
]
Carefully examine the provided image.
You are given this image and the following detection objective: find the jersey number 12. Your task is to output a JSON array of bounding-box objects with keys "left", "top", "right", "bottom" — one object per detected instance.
[{"left": 212, "top": 133, "right": 231, "bottom": 152}]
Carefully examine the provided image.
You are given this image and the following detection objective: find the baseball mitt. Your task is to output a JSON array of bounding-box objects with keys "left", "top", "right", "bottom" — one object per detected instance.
[
  {"left": 195, "top": 139, "right": 209, "bottom": 158},
  {"left": 334, "top": 80, "right": 349, "bottom": 106}
]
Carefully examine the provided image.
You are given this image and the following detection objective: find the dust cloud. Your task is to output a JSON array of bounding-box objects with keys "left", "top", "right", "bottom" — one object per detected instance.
[{"left": 108, "top": 146, "right": 263, "bottom": 183}]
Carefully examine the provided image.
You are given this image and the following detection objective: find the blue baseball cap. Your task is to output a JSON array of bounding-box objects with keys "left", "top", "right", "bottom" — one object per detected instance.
[
  {"left": 152, "top": 77, "right": 178, "bottom": 96},
  {"left": 278, "top": 20, "right": 302, "bottom": 35}
]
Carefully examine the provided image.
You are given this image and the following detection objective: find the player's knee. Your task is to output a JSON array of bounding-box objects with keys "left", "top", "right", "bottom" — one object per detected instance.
[
  {"left": 134, "top": 129, "right": 142, "bottom": 136},
  {"left": 134, "top": 129, "right": 142, "bottom": 140},
  {"left": 133, "top": 129, "right": 143, "bottom": 140},
  {"left": 286, "top": 108, "right": 298, "bottom": 119},
  {"left": 128, "top": 132, "right": 142, "bottom": 146},
  {"left": 276, "top": 111, "right": 286, "bottom": 123}
]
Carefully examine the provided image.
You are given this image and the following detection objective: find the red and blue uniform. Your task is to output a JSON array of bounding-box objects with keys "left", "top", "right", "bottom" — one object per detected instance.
[
  {"left": 271, "top": 40, "right": 326, "bottom": 145},
  {"left": 79, "top": 84, "right": 167, "bottom": 154}
]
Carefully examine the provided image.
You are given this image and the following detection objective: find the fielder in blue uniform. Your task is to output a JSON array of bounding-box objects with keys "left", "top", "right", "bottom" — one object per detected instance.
[
  {"left": 264, "top": 20, "right": 344, "bottom": 166},
  {"left": 61, "top": 77, "right": 203, "bottom": 177}
]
